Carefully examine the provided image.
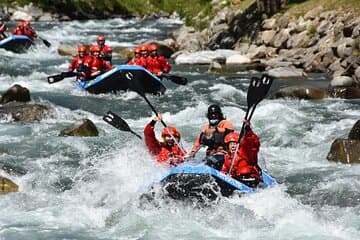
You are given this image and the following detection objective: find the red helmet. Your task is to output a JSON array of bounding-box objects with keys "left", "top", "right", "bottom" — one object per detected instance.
[
  {"left": 134, "top": 47, "right": 141, "bottom": 54},
  {"left": 78, "top": 45, "right": 87, "bottom": 53},
  {"left": 96, "top": 35, "right": 105, "bottom": 41},
  {"left": 140, "top": 45, "right": 148, "bottom": 52},
  {"left": 224, "top": 132, "right": 239, "bottom": 144},
  {"left": 161, "top": 126, "right": 181, "bottom": 139},
  {"left": 90, "top": 45, "right": 101, "bottom": 53},
  {"left": 148, "top": 44, "right": 158, "bottom": 51}
]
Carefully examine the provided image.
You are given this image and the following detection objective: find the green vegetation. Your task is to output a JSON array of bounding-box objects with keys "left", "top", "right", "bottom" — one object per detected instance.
[
  {"left": 1, "top": 0, "right": 359, "bottom": 28},
  {"left": 286, "top": 0, "right": 360, "bottom": 16}
]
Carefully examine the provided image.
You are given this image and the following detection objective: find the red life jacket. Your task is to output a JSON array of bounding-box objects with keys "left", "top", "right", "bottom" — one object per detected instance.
[
  {"left": 78, "top": 55, "right": 93, "bottom": 79},
  {"left": 100, "top": 45, "right": 112, "bottom": 64},
  {"left": 23, "top": 26, "right": 37, "bottom": 40},
  {"left": 144, "top": 123, "right": 185, "bottom": 166},
  {"left": 68, "top": 55, "right": 87, "bottom": 72},
  {"left": 146, "top": 55, "right": 171, "bottom": 74},
  {"left": 221, "top": 130, "right": 261, "bottom": 181},
  {"left": 12, "top": 27, "right": 25, "bottom": 36},
  {"left": 90, "top": 56, "right": 113, "bottom": 77}
]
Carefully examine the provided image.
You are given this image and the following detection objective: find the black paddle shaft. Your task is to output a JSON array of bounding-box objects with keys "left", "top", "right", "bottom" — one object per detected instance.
[
  {"left": 139, "top": 92, "right": 187, "bottom": 155},
  {"left": 162, "top": 73, "right": 188, "bottom": 85},
  {"left": 47, "top": 71, "right": 77, "bottom": 84},
  {"left": 140, "top": 93, "right": 167, "bottom": 128},
  {"left": 228, "top": 74, "right": 273, "bottom": 174}
]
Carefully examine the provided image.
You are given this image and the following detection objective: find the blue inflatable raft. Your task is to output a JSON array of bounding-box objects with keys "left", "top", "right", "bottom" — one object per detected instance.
[
  {"left": 0, "top": 35, "right": 33, "bottom": 53},
  {"left": 76, "top": 65, "right": 166, "bottom": 95},
  {"left": 160, "top": 162, "right": 277, "bottom": 200}
]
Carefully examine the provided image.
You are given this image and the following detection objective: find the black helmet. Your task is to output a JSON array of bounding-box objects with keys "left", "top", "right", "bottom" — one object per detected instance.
[{"left": 207, "top": 104, "right": 223, "bottom": 119}]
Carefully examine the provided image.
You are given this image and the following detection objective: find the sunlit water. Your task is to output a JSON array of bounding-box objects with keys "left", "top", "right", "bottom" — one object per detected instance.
[{"left": 0, "top": 18, "right": 359, "bottom": 240}]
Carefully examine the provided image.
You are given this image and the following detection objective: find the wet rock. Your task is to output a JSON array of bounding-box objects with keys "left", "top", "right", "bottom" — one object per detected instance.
[
  {"left": 0, "top": 102, "right": 50, "bottom": 122},
  {"left": 267, "top": 67, "right": 306, "bottom": 79},
  {"left": 208, "top": 61, "right": 223, "bottom": 73},
  {"left": 0, "top": 161, "right": 27, "bottom": 176},
  {"left": 329, "top": 86, "right": 360, "bottom": 99},
  {"left": 0, "top": 177, "right": 19, "bottom": 194},
  {"left": 60, "top": 119, "right": 99, "bottom": 137},
  {"left": 270, "top": 86, "right": 328, "bottom": 100},
  {"left": 348, "top": 120, "right": 360, "bottom": 140},
  {"left": 225, "top": 54, "right": 251, "bottom": 64},
  {"left": 174, "top": 49, "right": 238, "bottom": 65},
  {"left": 327, "top": 139, "right": 360, "bottom": 164},
  {"left": 330, "top": 76, "right": 354, "bottom": 87},
  {"left": 0, "top": 84, "right": 30, "bottom": 104}
]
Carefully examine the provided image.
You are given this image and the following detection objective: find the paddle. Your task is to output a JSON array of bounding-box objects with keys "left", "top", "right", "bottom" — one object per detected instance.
[
  {"left": 38, "top": 36, "right": 51, "bottom": 48},
  {"left": 162, "top": 73, "right": 188, "bottom": 85},
  {"left": 228, "top": 74, "right": 273, "bottom": 174},
  {"left": 142, "top": 93, "right": 187, "bottom": 154},
  {"left": 1, "top": 32, "right": 7, "bottom": 39},
  {"left": 103, "top": 111, "right": 142, "bottom": 139},
  {"left": 47, "top": 71, "right": 77, "bottom": 84}
]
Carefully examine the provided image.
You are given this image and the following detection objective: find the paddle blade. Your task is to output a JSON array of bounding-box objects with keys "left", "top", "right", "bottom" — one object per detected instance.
[
  {"left": 103, "top": 111, "right": 142, "bottom": 139},
  {"left": 39, "top": 36, "right": 51, "bottom": 47},
  {"left": 163, "top": 74, "right": 188, "bottom": 85},
  {"left": 47, "top": 74, "right": 64, "bottom": 84},
  {"left": 47, "top": 72, "right": 77, "bottom": 84},
  {"left": 43, "top": 39, "right": 51, "bottom": 48},
  {"left": 247, "top": 74, "right": 273, "bottom": 108}
]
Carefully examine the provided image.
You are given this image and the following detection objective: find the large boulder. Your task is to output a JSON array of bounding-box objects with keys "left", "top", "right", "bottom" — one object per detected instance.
[
  {"left": 0, "top": 177, "right": 19, "bottom": 194},
  {"left": 327, "top": 139, "right": 360, "bottom": 164},
  {"left": 60, "top": 119, "right": 99, "bottom": 137},
  {"left": 0, "top": 102, "right": 50, "bottom": 122},
  {"left": 348, "top": 120, "right": 360, "bottom": 140},
  {"left": 1, "top": 84, "right": 30, "bottom": 104},
  {"left": 329, "top": 86, "right": 360, "bottom": 99},
  {"left": 270, "top": 86, "right": 328, "bottom": 100}
]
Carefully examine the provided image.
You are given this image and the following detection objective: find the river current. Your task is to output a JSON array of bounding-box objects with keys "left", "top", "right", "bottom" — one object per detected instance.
[{"left": 0, "top": 18, "right": 359, "bottom": 240}]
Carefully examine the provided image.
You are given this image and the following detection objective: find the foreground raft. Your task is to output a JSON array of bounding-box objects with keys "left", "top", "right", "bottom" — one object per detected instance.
[{"left": 159, "top": 162, "right": 277, "bottom": 201}]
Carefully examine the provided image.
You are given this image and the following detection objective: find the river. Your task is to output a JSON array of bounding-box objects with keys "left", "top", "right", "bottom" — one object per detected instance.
[{"left": 0, "top": 18, "right": 359, "bottom": 240}]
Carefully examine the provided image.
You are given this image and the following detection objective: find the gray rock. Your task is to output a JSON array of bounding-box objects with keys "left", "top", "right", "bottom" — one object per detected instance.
[
  {"left": 270, "top": 85, "right": 328, "bottom": 100},
  {"left": 348, "top": 120, "right": 360, "bottom": 140},
  {"left": 1, "top": 84, "right": 30, "bottom": 104},
  {"left": 60, "top": 119, "right": 99, "bottom": 137},
  {"left": 327, "top": 139, "right": 360, "bottom": 164},
  {"left": 268, "top": 67, "right": 306, "bottom": 79},
  {"left": 330, "top": 76, "right": 354, "bottom": 87}
]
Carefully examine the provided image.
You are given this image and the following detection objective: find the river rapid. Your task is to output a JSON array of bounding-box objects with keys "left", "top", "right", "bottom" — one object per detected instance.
[{"left": 0, "top": 18, "right": 359, "bottom": 240}]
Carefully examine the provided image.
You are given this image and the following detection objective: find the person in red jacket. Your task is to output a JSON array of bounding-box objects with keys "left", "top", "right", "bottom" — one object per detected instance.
[
  {"left": 137, "top": 44, "right": 149, "bottom": 68},
  {"left": 128, "top": 46, "right": 144, "bottom": 66},
  {"left": 144, "top": 114, "right": 186, "bottom": 167},
  {"left": 78, "top": 45, "right": 113, "bottom": 80},
  {"left": 146, "top": 43, "right": 171, "bottom": 76},
  {"left": 68, "top": 45, "right": 88, "bottom": 72},
  {"left": 23, "top": 20, "right": 37, "bottom": 40},
  {"left": 221, "top": 121, "right": 262, "bottom": 187},
  {"left": 0, "top": 21, "right": 7, "bottom": 40},
  {"left": 96, "top": 35, "right": 112, "bottom": 65},
  {"left": 12, "top": 21, "right": 25, "bottom": 36}
]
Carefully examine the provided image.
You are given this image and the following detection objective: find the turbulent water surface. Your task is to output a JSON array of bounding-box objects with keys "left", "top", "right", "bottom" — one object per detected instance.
[{"left": 0, "top": 18, "right": 359, "bottom": 240}]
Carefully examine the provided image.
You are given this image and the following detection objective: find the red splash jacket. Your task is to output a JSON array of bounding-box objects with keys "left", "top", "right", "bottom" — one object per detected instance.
[
  {"left": 221, "top": 129, "right": 262, "bottom": 182},
  {"left": 144, "top": 122, "right": 185, "bottom": 166}
]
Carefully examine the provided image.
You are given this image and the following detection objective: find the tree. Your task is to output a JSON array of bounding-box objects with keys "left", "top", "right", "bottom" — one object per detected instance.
[{"left": 256, "top": 0, "right": 287, "bottom": 18}]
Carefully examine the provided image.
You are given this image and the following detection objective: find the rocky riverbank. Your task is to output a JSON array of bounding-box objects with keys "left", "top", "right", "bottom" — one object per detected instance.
[{"left": 168, "top": 5, "right": 360, "bottom": 98}]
